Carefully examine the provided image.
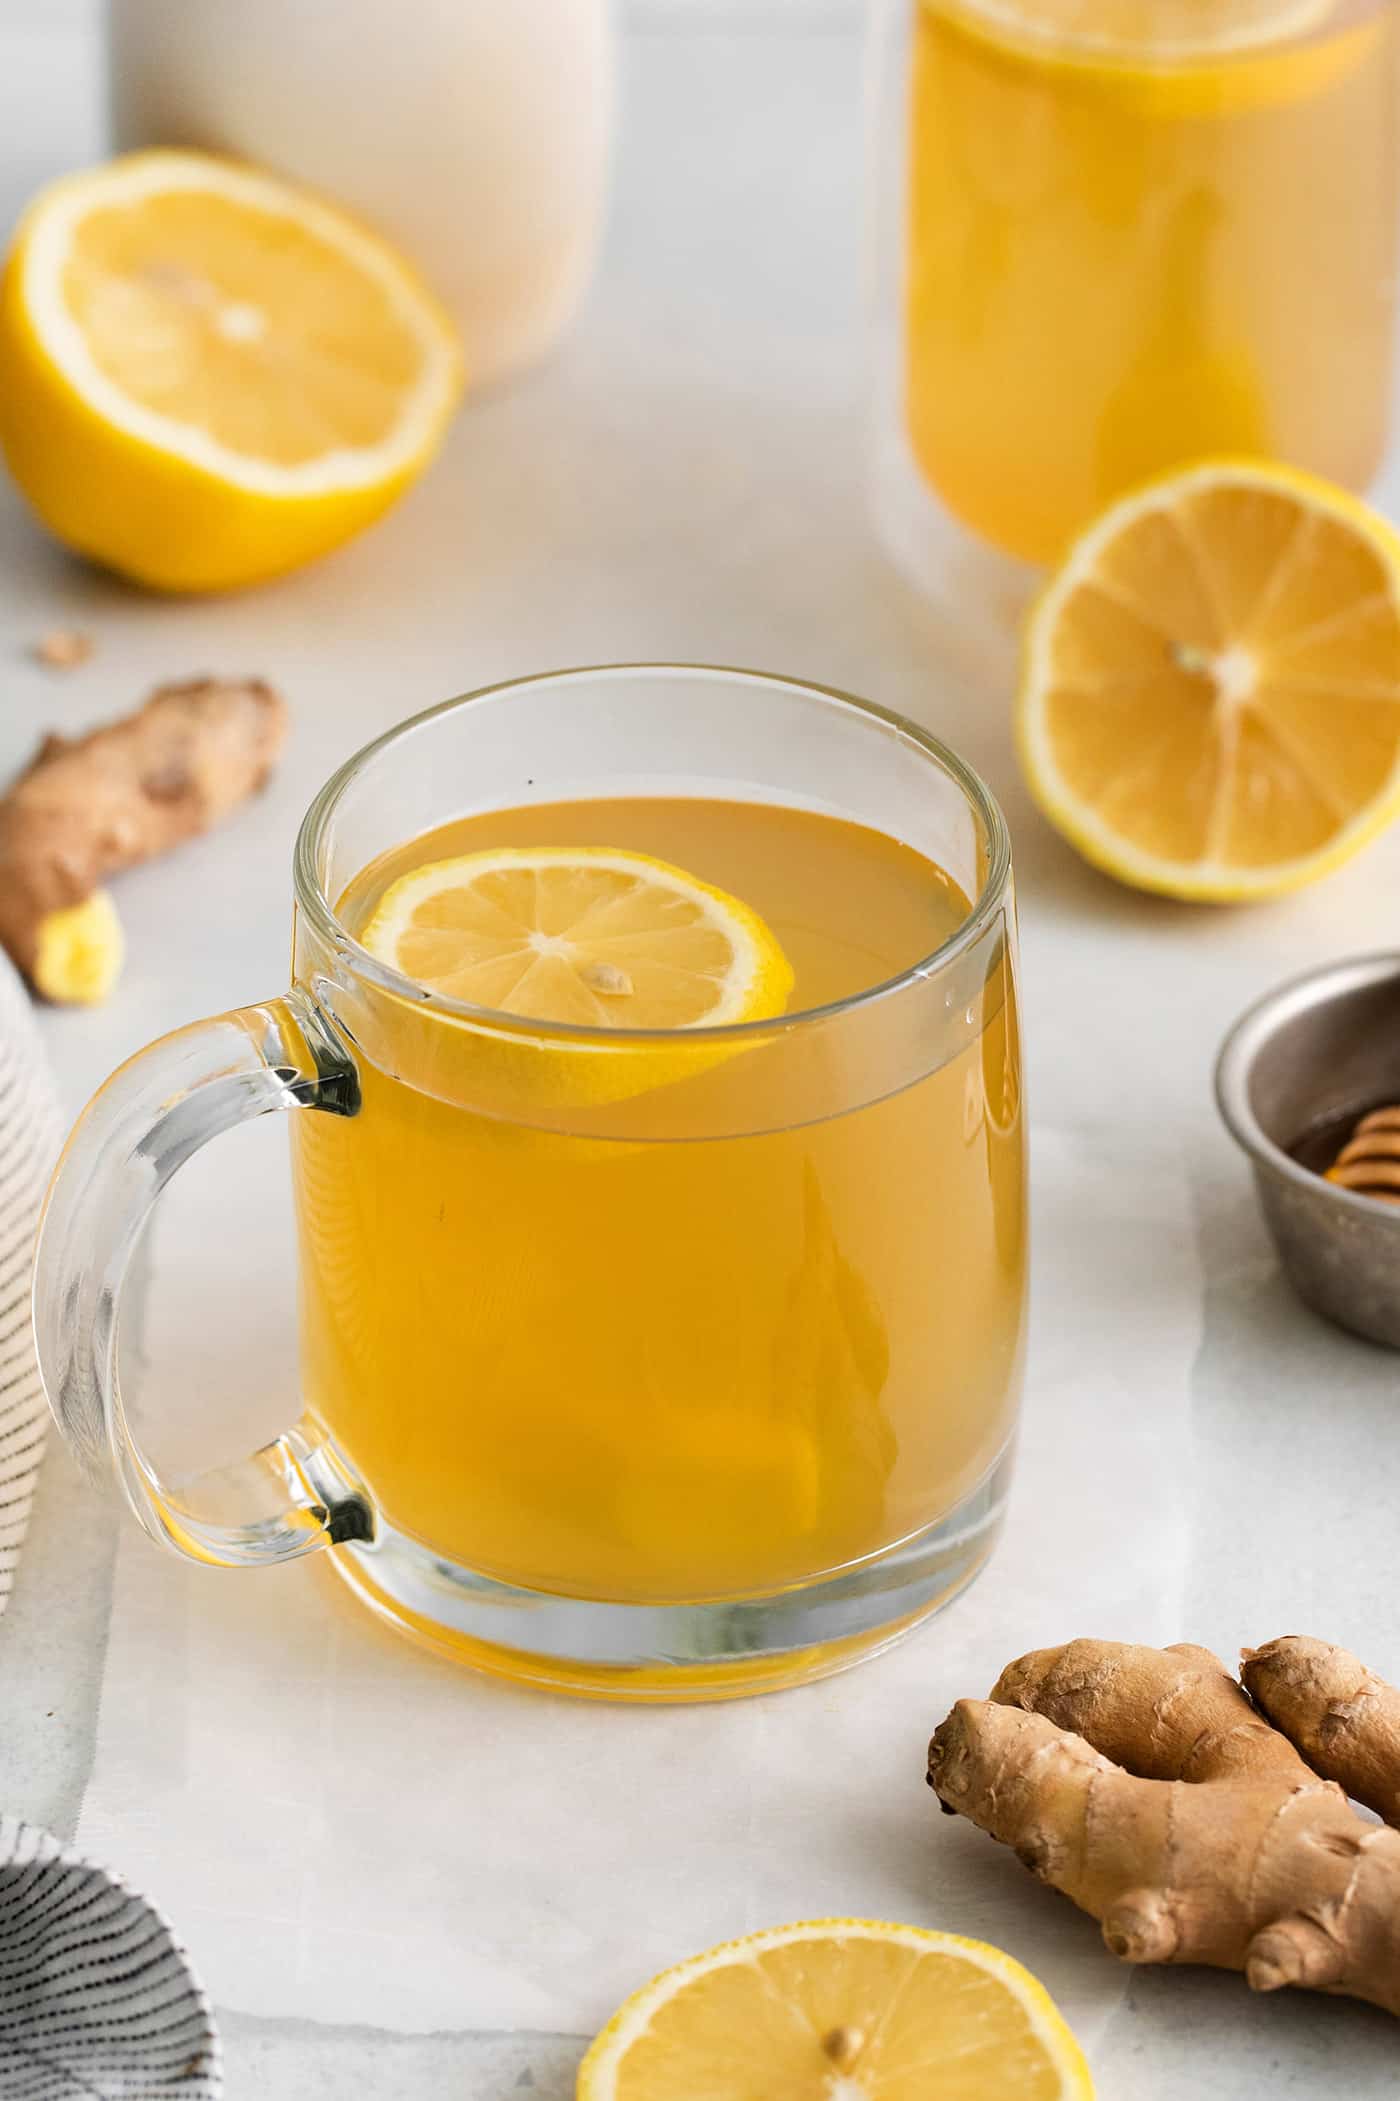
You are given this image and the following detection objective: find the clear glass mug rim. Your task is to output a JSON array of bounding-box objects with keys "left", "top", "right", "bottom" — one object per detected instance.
[{"left": 292, "top": 661, "right": 1014, "bottom": 1047}]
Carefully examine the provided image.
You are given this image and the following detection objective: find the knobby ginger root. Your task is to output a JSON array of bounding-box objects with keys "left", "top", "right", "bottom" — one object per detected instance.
[
  {"left": 929, "top": 1637, "right": 1400, "bottom": 2018},
  {"left": 0, "top": 677, "right": 287, "bottom": 1003},
  {"left": 1244, "top": 1635, "right": 1400, "bottom": 1828}
]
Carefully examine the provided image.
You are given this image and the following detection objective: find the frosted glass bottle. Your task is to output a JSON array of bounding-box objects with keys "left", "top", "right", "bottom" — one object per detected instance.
[{"left": 107, "top": 0, "right": 616, "bottom": 388}]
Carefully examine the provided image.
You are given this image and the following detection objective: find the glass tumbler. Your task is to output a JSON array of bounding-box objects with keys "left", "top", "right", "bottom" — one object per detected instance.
[
  {"left": 34, "top": 667, "right": 1026, "bottom": 1701},
  {"left": 871, "top": 0, "right": 1400, "bottom": 610}
]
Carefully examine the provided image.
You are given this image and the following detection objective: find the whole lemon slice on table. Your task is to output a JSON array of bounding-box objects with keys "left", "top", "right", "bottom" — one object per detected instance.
[
  {"left": 577, "top": 1919, "right": 1093, "bottom": 2100},
  {"left": 1018, "top": 461, "right": 1400, "bottom": 901},
  {"left": 0, "top": 151, "right": 462, "bottom": 592}
]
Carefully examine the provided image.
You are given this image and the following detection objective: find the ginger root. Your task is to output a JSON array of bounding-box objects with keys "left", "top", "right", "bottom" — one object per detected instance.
[
  {"left": 0, "top": 677, "right": 287, "bottom": 1002},
  {"left": 32, "top": 629, "right": 95, "bottom": 671},
  {"left": 1244, "top": 1635, "right": 1400, "bottom": 1828},
  {"left": 929, "top": 1637, "right": 1400, "bottom": 2018}
]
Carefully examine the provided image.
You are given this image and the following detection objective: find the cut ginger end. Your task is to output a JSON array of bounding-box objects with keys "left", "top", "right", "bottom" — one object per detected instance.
[{"left": 31, "top": 891, "right": 124, "bottom": 1004}]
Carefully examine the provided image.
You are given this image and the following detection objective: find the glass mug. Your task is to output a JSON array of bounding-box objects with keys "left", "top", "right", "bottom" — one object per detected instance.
[
  {"left": 871, "top": 0, "right": 1400, "bottom": 615},
  {"left": 35, "top": 667, "right": 1026, "bottom": 1700}
]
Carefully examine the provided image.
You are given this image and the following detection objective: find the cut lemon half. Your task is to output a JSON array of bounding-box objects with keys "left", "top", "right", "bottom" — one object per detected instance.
[
  {"left": 0, "top": 150, "right": 462, "bottom": 592},
  {"left": 359, "top": 847, "right": 794, "bottom": 1031},
  {"left": 1018, "top": 460, "right": 1400, "bottom": 901},
  {"left": 577, "top": 1919, "right": 1093, "bottom": 2101}
]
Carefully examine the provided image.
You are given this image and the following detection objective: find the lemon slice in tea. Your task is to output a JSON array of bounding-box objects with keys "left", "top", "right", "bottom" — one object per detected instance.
[
  {"left": 576, "top": 1919, "right": 1094, "bottom": 2101},
  {"left": 360, "top": 846, "right": 794, "bottom": 1030}
]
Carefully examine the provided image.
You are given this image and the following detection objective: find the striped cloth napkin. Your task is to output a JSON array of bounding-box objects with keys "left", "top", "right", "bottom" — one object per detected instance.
[
  {"left": 0, "top": 953, "right": 62, "bottom": 1618},
  {"left": 0, "top": 1816, "right": 221, "bottom": 2096}
]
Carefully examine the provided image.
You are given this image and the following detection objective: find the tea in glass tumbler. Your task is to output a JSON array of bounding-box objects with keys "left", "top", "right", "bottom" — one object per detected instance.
[{"left": 874, "top": 0, "right": 1400, "bottom": 582}]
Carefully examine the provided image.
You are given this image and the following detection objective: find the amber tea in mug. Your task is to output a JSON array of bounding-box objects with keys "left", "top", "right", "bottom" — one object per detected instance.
[{"left": 36, "top": 667, "right": 1026, "bottom": 1699}]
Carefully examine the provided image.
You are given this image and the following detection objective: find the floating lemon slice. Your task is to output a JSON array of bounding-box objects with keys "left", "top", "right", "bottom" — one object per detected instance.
[
  {"left": 577, "top": 1919, "right": 1093, "bottom": 2101},
  {"left": 360, "top": 847, "right": 794, "bottom": 1031},
  {"left": 943, "top": 0, "right": 1333, "bottom": 62},
  {"left": 934, "top": 0, "right": 1367, "bottom": 130},
  {"left": 0, "top": 150, "right": 462, "bottom": 592},
  {"left": 1018, "top": 460, "right": 1400, "bottom": 901}
]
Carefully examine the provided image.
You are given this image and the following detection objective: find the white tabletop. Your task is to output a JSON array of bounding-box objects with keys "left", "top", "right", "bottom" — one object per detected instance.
[{"left": 3, "top": 4, "right": 1400, "bottom": 2095}]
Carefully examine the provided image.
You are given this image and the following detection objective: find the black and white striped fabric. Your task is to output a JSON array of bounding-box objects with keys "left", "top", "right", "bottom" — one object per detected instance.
[
  {"left": 0, "top": 1817, "right": 220, "bottom": 2096},
  {"left": 0, "top": 954, "right": 61, "bottom": 1616}
]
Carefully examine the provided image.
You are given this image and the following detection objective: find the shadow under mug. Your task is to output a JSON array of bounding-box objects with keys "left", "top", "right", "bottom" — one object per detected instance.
[{"left": 34, "top": 665, "right": 1027, "bottom": 1700}]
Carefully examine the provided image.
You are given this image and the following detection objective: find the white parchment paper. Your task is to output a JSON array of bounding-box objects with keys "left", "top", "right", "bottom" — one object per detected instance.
[{"left": 78, "top": 1125, "right": 1199, "bottom": 2044}]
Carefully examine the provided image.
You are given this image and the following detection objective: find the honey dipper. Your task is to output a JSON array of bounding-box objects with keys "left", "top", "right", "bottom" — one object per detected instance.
[{"left": 1325, "top": 1106, "right": 1400, "bottom": 1205}]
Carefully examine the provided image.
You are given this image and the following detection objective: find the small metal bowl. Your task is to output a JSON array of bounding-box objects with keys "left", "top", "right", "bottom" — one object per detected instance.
[{"left": 1216, "top": 953, "right": 1400, "bottom": 1350}]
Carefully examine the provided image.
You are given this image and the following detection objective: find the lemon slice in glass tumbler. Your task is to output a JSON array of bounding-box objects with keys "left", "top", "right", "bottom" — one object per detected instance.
[{"left": 946, "top": 0, "right": 1335, "bottom": 62}]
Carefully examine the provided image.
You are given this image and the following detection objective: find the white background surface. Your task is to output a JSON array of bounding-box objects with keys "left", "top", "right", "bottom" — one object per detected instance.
[{"left": 2, "top": 3, "right": 1400, "bottom": 2094}]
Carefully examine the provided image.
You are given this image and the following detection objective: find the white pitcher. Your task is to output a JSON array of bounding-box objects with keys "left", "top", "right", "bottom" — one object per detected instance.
[{"left": 107, "top": 0, "right": 616, "bottom": 388}]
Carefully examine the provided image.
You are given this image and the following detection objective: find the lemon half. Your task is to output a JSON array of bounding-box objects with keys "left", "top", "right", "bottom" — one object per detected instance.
[
  {"left": 0, "top": 150, "right": 462, "bottom": 591},
  {"left": 1018, "top": 459, "right": 1400, "bottom": 901},
  {"left": 577, "top": 1919, "right": 1093, "bottom": 2101}
]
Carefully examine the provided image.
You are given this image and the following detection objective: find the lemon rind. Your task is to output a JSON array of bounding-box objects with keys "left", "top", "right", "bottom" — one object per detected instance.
[
  {"left": 15, "top": 150, "right": 462, "bottom": 499},
  {"left": 1018, "top": 457, "right": 1400, "bottom": 904}
]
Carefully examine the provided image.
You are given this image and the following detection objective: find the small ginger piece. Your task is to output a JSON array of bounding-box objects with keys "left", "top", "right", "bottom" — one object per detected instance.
[
  {"left": 32, "top": 629, "right": 95, "bottom": 670},
  {"left": 0, "top": 677, "right": 287, "bottom": 1002},
  {"left": 929, "top": 1638, "right": 1400, "bottom": 2019},
  {"left": 31, "top": 892, "right": 124, "bottom": 1005}
]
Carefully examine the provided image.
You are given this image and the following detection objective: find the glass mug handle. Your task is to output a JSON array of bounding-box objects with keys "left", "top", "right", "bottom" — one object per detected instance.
[{"left": 33, "top": 988, "right": 371, "bottom": 1567}]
